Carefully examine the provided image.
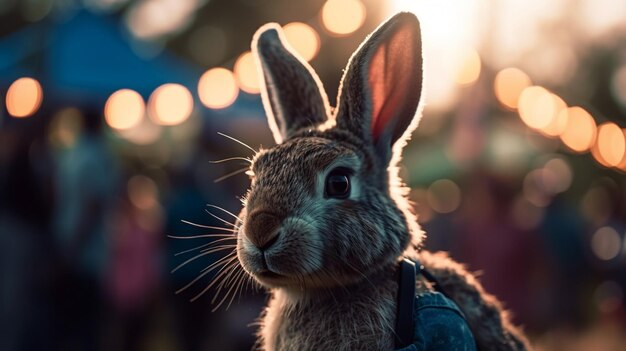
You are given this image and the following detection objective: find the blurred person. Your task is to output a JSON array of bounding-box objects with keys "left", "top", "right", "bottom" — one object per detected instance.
[
  {"left": 51, "top": 110, "right": 120, "bottom": 350},
  {"left": 102, "top": 196, "right": 163, "bottom": 351},
  {"left": 0, "top": 119, "right": 55, "bottom": 351}
]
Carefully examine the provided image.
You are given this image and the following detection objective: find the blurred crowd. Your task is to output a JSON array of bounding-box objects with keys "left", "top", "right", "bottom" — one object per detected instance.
[
  {"left": 1, "top": 0, "right": 626, "bottom": 350},
  {"left": 0, "top": 107, "right": 268, "bottom": 350}
]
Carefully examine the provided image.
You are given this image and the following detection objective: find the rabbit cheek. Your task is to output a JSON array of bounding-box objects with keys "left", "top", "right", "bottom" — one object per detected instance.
[{"left": 264, "top": 216, "right": 323, "bottom": 276}]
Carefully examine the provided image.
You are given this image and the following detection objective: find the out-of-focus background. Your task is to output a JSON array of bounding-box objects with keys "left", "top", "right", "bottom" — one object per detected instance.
[{"left": 1, "top": 0, "right": 625, "bottom": 350}]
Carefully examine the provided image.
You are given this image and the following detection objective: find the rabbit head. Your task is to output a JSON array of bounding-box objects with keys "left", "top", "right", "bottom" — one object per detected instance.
[{"left": 237, "top": 13, "right": 424, "bottom": 291}]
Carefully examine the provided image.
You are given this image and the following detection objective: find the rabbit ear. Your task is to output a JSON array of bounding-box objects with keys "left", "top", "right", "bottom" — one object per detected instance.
[
  {"left": 334, "top": 13, "right": 423, "bottom": 162},
  {"left": 253, "top": 24, "right": 331, "bottom": 144}
]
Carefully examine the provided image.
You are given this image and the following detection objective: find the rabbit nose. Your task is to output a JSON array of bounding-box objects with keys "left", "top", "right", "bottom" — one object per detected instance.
[{"left": 245, "top": 210, "right": 281, "bottom": 250}]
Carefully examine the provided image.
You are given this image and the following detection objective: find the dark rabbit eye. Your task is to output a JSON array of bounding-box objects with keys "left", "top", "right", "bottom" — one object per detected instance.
[{"left": 325, "top": 168, "right": 351, "bottom": 199}]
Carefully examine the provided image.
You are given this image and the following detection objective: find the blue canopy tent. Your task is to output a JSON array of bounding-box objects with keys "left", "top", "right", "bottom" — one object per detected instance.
[{"left": 0, "top": 10, "right": 264, "bottom": 120}]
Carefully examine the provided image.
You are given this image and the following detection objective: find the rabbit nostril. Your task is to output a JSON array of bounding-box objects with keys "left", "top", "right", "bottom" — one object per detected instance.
[
  {"left": 245, "top": 210, "right": 282, "bottom": 250},
  {"left": 258, "top": 230, "right": 280, "bottom": 251}
]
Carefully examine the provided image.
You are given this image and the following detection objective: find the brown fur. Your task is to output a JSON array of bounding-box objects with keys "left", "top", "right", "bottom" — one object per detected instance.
[{"left": 232, "top": 12, "right": 532, "bottom": 351}]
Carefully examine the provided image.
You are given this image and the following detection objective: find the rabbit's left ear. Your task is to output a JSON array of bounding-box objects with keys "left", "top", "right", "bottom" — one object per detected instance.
[
  {"left": 253, "top": 24, "right": 331, "bottom": 144},
  {"left": 335, "top": 12, "right": 423, "bottom": 162}
]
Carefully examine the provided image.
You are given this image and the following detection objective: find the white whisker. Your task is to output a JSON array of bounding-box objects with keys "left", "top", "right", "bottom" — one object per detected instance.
[
  {"left": 174, "top": 237, "right": 236, "bottom": 256},
  {"left": 214, "top": 268, "right": 247, "bottom": 311},
  {"left": 191, "top": 261, "right": 240, "bottom": 302},
  {"left": 175, "top": 253, "right": 238, "bottom": 294},
  {"left": 217, "top": 131, "right": 257, "bottom": 154},
  {"left": 171, "top": 246, "right": 234, "bottom": 273},
  {"left": 205, "top": 209, "right": 239, "bottom": 229},
  {"left": 210, "top": 156, "right": 252, "bottom": 164},
  {"left": 175, "top": 242, "right": 213, "bottom": 256},
  {"left": 180, "top": 219, "right": 235, "bottom": 232},
  {"left": 207, "top": 204, "right": 242, "bottom": 221},
  {"left": 168, "top": 234, "right": 233, "bottom": 240},
  {"left": 214, "top": 167, "right": 248, "bottom": 183}
]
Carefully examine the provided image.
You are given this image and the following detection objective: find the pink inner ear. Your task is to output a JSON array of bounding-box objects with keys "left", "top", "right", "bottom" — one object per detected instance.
[{"left": 368, "top": 24, "right": 416, "bottom": 141}]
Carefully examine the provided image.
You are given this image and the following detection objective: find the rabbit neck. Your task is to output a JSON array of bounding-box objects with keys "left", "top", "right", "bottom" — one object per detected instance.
[{"left": 260, "top": 262, "right": 399, "bottom": 351}]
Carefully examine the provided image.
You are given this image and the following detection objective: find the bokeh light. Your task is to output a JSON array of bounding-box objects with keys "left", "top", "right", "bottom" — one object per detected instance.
[
  {"left": 427, "top": 179, "right": 462, "bottom": 214},
  {"left": 542, "top": 157, "right": 573, "bottom": 194},
  {"left": 455, "top": 49, "right": 481, "bottom": 86},
  {"left": 283, "top": 22, "right": 320, "bottom": 62},
  {"left": 104, "top": 89, "right": 145, "bottom": 130},
  {"left": 559, "top": 106, "right": 597, "bottom": 153},
  {"left": 6, "top": 77, "right": 43, "bottom": 118},
  {"left": 591, "top": 140, "right": 612, "bottom": 168},
  {"left": 595, "top": 122, "right": 626, "bottom": 167},
  {"left": 518, "top": 86, "right": 560, "bottom": 130},
  {"left": 127, "top": 174, "right": 159, "bottom": 210},
  {"left": 117, "top": 116, "right": 163, "bottom": 145},
  {"left": 591, "top": 226, "right": 622, "bottom": 261},
  {"left": 234, "top": 51, "right": 260, "bottom": 94},
  {"left": 523, "top": 170, "right": 552, "bottom": 207},
  {"left": 198, "top": 68, "right": 239, "bottom": 109},
  {"left": 618, "top": 129, "right": 626, "bottom": 172},
  {"left": 321, "top": 0, "right": 366, "bottom": 36},
  {"left": 148, "top": 83, "right": 194, "bottom": 126},
  {"left": 539, "top": 95, "right": 568, "bottom": 137},
  {"left": 494, "top": 68, "right": 532, "bottom": 110},
  {"left": 126, "top": 0, "right": 198, "bottom": 40}
]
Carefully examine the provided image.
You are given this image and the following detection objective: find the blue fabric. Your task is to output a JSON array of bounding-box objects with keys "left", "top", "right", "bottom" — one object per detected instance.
[{"left": 395, "top": 291, "right": 477, "bottom": 351}]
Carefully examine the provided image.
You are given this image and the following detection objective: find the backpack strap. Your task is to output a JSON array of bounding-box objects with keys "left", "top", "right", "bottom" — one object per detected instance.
[
  {"left": 394, "top": 258, "right": 416, "bottom": 348},
  {"left": 394, "top": 257, "right": 450, "bottom": 349}
]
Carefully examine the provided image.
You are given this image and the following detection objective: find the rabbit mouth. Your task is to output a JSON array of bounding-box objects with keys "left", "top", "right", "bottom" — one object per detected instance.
[
  {"left": 255, "top": 269, "right": 289, "bottom": 283},
  {"left": 257, "top": 269, "right": 284, "bottom": 279},
  {"left": 243, "top": 250, "right": 311, "bottom": 286},
  {"left": 246, "top": 262, "right": 302, "bottom": 286}
]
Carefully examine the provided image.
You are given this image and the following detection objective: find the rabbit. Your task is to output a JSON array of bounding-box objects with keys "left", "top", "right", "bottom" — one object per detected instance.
[{"left": 234, "top": 12, "right": 531, "bottom": 351}]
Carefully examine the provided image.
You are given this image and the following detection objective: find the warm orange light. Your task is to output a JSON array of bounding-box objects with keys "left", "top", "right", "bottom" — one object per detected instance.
[
  {"left": 618, "top": 129, "right": 626, "bottom": 172},
  {"left": 595, "top": 122, "right": 626, "bottom": 167},
  {"left": 591, "top": 138, "right": 611, "bottom": 168},
  {"left": 494, "top": 68, "right": 532, "bottom": 110},
  {"left": 6, "top": 77, "right": 43, "bottom": 118},
  {"left": 518, "top": 86, "right": 556, "bottom": 130},
  {"left": 198, "top": 68, "right": 239, "bottom": 109},
  {"left": 283, "top": 22, "right": 320, "bottom": 62},
  {"left": 234, "top": 51, "right": 260, "bottom": 94},
  {"left": 321, "top": 0, "right": 366, "bottom": 36},
  {"left": 559, "top": 106, "right": 597, "bottom": 153},
  {"left": 539, "top": 94, "right": 568, "bottom": 137},
  {"left": 455, "top": 49, "right": 481, "bottom": 86},
  {"left": 148, "top": 83, "right": 193, "bottom": 126},
  {"left": 104, "top": 89, "right": 145, "bottom": 130}
]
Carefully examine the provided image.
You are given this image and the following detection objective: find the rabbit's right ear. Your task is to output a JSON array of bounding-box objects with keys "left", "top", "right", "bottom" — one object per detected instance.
[
  {"left": 253, "top": 24, "right": 331, "bottom": 144},
  {"left": 334, "top": 13, "right": 423, "bottom": 163}
]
